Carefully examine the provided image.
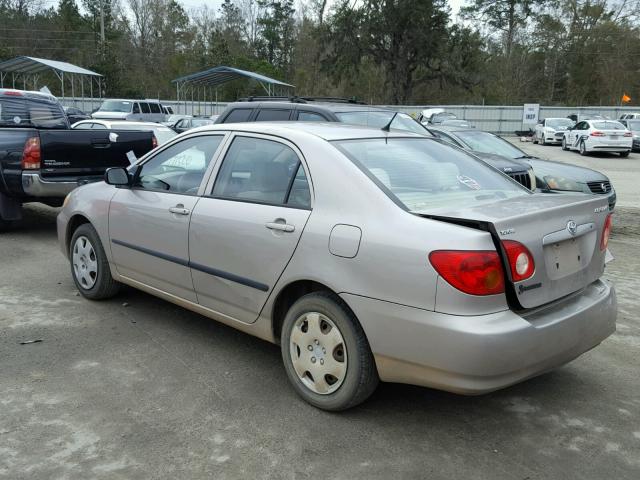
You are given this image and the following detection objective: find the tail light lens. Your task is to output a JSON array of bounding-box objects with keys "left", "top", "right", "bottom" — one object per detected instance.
[
  {"left": 2, "top": 90, "right": 23, "bottom": 96},
  {"left": 151, "top": 135, "right": 158, "bottom": 148},
  {"left": 21, "top": 136, "right": 41, "bottom": 169},
  {"left": 600, "top": 214, "right": 612, "bottom": 251},
  {"left": 502, "top": 241, "right": 535, "bottom": 282},
  {"left": 590, "top": 131, "right": 605, "bottom": 137},
  {"left": 429, "top": 250, "right": 505, "bottom": 296},
  {"left": 624, "top": 131, "right": 632, "bottom": 137}
]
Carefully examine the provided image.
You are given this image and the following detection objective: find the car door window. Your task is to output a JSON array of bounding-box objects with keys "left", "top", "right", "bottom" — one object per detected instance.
[
  {"left": 223, "top": 109, "right": 253, "bottom": 123},
  {"left": 91, "top": 123, "right": 107, "bottom": 129},
  {"left": 135, "top": 135, "right": 224, "bottom": 195},
  {"left": 297, "top": 111, "right": 327, "bottom": 121},
  {"left": 212, "top": 136, "right": 310, "bottom": 208},
  {"left": 140, "top": 102, "right": 151, "bottom": 114},
  {"left": 74, "top": 122, "right": 93, "bottom": 129},
  {"left": 255, "top": 109, "right": 291, "bottom": 121},
  {"left": 149, "top": 103, "right": 161, "bottom": 113}
]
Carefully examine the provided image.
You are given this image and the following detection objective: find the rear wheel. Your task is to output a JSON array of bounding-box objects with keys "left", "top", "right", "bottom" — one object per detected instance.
[
  {"left": 540, "top": 135, "right": 546, "bottom": 146},
  {"left": 579, "top": 140, "right": 588, "bottom": 156},
  {"left": 533, "top": 135, "right": 538, "bottom": 144},
  {"left": 561, "top": 137, "right": 569, "bottom": 151},
  {"left": 620, "top": 151, "right": 630, "bottom": 158},
  {"left": 281, "top": 292, "right": 378, "bottom": 411},
  {"left": 70, "top": 223, "right": 120, "bottom": 300}
]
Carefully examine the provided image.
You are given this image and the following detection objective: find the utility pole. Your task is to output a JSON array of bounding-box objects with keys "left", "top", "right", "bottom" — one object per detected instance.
[{"left": 100, "top": 0, "right": 105, "bottom": 44}]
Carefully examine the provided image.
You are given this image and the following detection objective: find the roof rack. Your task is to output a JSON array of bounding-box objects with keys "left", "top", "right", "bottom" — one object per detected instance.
[{"left": 236, "top": 95, "right": 366, "bottom": 105}]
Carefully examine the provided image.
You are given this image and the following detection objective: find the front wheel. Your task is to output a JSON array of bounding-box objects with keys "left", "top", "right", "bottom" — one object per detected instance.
[
  {"left": 579, "top": 140, "right": 588, "bottom": 156},
  {"left": 620, "top": 151, "right": 630, "bottom": 158},
  {"left": 561, "top": 137, "right": 569, "bottom": 150},
  {"left": 70, "top": 223, "right": 120, "bottom": 300},
  {"left": 281, "top": 292, "right": 378, "bottom": 411},
  {"left": 540, "top": 135, "right": 546, "bottom": 146}
]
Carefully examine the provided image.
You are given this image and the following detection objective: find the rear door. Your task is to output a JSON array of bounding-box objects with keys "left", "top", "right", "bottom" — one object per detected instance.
[
  {"left": 189, "top": 133, "right": 312, "bottom": 323},
  {"left": 38, "top": 130, "right": 153, "bottom": 179}
]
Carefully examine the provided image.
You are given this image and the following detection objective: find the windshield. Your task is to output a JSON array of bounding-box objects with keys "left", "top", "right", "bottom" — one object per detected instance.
[
  {"left": 592, "top": 121, "right": 625, "bottom": 130},
  {"left": 0, "top": 95, "right": 68, "bottom": 129},
  {"left": 333, "top": 138, "right": 528, "bottom": 212},
  {"left": 192, "top": 118, "right": 214, "bottom": 127},
  {"left": 99, "top": 100, "right": 133, "bottom": 113},
  {"left": 335, "top": 111, "right": 430, "bottom": 135},
  {"left": 546, "top": 118, "right": 574, "bottom": 129},
  {"left": 454, "top": 130, "right": 525, "bottom": 159}
]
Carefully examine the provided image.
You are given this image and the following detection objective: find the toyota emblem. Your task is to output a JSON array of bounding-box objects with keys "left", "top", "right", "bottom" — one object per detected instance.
[{"left": 567, "top": 220, "right": 577, "bottom": 235}]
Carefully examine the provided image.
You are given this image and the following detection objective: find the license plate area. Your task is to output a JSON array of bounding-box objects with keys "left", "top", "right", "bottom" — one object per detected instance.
[{"left": 543, "top": 231, "right": 596, "bottom": 280}]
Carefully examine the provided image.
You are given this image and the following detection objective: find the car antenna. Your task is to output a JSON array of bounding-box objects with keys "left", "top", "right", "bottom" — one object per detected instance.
[{"left": 381, "top": 112, "right": 398, "bottom": 133}]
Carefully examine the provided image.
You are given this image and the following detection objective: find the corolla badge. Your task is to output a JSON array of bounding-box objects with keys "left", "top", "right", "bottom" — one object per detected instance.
[{"left": 566, "top": 220, "right": 578, "bottom": 235}]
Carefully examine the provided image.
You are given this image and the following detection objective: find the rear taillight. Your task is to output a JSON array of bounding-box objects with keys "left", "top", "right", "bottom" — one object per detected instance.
[
  {"left": 502, "top": 240, "right": 535, "bottom": 282},
  {"left": 21, "top": 136, "right": 41, "bottom": 169},
  {"left": 590, "top": 131, "right": 605, "bottom": 137},
  {"left": 429, "top": 250, "right": 505, "bottom": 296},
  {"left": 152, "top": 135, "right": 158, "bottom": 148},
  {"left": 624, "top": 131, "right": 632, "bottom": 137},
  {"left": 601, "top": 214, "right": 612, "bottom": 251},
  {"left": 2, "top": 90, "right": 23, "bottom": 96}
]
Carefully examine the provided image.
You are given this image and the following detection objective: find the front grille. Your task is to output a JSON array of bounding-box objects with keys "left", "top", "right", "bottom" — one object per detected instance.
[
  {"left": 587, "top": 180, "right": 612, "bottom": 194},
  {"left": 508, "top": 171, "right": 532, "bottom": 189}
]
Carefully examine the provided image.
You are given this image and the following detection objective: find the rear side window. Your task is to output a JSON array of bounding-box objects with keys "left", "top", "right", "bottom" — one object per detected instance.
[
  {"left": 149, "top": 103, "right": 161, "bottom": 113},
  {"left": 223, "top": 109, "right": 253, "bottom": 123},
  {"left": 255, "top": 109, "right": 291, "bottom": 121},
  {"left": 212, "top": 136, "right": 310, "bottom": 208},
  {"left": 298, "top": 111, "right": 327, "bottom": 121},
  {"left": 140, "top": 102, "right": 151, "bottom": 114},
  {"left": 0, "top": 95, "right": 67, "bottom": 129},
  {"left": 334, "top": 138, "right": 528, "bottom": 213},
  {"left": 133, "top": 103, "right": 140, "bottom": 114}
]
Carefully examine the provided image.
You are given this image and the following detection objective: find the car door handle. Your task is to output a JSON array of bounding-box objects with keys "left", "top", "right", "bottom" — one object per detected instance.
[
  {"left": 265, "top": 221, "right": 295, "bottom": 232},
  {"left": 169, "top": 205, "right": 190, "bottom": 215}
]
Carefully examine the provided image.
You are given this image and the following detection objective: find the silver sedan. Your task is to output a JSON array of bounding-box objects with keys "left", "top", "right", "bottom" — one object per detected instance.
[{"left": 57, "top": 123, "right": 617, "bottom": 410}]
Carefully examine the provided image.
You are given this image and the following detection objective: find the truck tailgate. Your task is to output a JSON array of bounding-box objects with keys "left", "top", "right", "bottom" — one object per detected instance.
[{"left": 38, "top": 129, "right": 154, "bottom": 178}]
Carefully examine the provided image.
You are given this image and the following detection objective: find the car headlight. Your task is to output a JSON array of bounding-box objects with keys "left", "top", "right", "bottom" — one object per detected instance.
[
  {"left": 633, "top": 134, "right": 639, "bottom": 139},
  {"left": 528, "top": 169, "right": 537, "bottom": 190},
  {"left": 544, "top": 175, "right": 583, "bottom": 192}
]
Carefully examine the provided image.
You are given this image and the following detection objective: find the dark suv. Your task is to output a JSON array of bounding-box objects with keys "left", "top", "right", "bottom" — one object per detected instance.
[{"left": 215, "top": 97, "right": 536, "bottom": 190}]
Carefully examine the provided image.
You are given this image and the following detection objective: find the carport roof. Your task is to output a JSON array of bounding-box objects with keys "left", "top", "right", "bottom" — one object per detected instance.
[
  {"left": 172, "top": 65, "right": 293, "bottom": 87},
  {"left": 0, "top": 56, "right": 102, "bottom": 76}
]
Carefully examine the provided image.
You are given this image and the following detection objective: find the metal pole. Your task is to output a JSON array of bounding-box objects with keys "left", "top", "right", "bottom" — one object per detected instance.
[
  {"left": 100, "top": 0, "right": 105, "bottom": 44},
  {"left": 81, "top": 76, "right": 85, "bottom": 112},
  {"left": 61, "top": 72, "right": 64, "bottom": 100},
  {"left": 12, "top": 72, "right": 15, "bottom": 89},
  {"left": 71, "top": 74, "right": 75, "bottom": 103}
]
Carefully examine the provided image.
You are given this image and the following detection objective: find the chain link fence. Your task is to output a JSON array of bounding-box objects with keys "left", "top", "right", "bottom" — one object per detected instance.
[{"left": 58, "top": 98, "right": 636, "bottom": 134}]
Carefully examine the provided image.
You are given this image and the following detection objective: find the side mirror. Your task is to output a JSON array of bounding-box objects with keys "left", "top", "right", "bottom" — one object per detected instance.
[{"left": 105, "top": 167, "right": 130, "bottom": 186}]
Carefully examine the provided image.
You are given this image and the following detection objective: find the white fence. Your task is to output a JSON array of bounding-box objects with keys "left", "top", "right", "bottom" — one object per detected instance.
[{"left": 57, "top": 97, "right": 636, "bottom": 133}]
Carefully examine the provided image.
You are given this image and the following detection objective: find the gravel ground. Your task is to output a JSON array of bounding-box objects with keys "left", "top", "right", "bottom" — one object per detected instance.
[{"left": 1, "top": 143, "right": 639, "bottom": 479}]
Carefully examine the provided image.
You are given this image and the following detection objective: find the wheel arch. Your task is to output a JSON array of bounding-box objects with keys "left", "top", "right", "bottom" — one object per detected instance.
[{"left": 65, "top": 213, "right": 92, "bottom": 253}]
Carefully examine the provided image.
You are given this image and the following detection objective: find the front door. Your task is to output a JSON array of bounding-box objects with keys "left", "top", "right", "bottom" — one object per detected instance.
[
  {"left": 109, "top": 134, "right": 226, "bottom": 301},
  {"left": 189, "top": 134, "right": 313, "bottom": 323}
]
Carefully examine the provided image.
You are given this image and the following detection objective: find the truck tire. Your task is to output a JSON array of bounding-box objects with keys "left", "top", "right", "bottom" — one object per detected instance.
[
  {"left": 280, "top": 292, "right": 379, "bottom": 411},
  {"left": 69, "top": 223, "right": 120, "bottom": 300},
  {"left": 620, "top": 151, "right": 630, "bottom": 158},
  {"left": 0, "top": 217, "right": 13, "bottom": 232}
]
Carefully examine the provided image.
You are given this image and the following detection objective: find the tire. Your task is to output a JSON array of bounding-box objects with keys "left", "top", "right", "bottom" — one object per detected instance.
[
  {"left": 540, "top": 135, "right": 546, "bottom": 146},
  {"left": 561, "top": 137, "right": 569, "bottom": 151},
  {"left": 579, "top": 140, "right": 588, "bottom": 156},
  {"left": 620, "top": 151, "right": 630, "bottom": 158},
  {"left": 0, "top": 217, "right": 13, "bottom": 232},
  {"left": 69, "top": 223, "right": 120, "bottom": 300},
  {"left": 533, "top": 135, "right": 538, "bottom": 145},
  {"left": 280, "top": 292, "right": 379, "bottom": 411}
]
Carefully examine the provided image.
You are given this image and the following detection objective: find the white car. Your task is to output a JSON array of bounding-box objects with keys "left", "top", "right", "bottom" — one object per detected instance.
[
  {"left": 562, "top": 119, "right": 632, "bottom": 157},
  {"left": 534, "top": 118, "right": 575, "bottom": 145},
  {"left": 71, "top": 120, "right": 177, "bottom": 145}
]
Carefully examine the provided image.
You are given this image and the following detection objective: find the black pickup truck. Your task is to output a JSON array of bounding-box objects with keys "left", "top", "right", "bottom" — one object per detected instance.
[{"left": 0, "top": 89, "right": 154, "bottom": 229}]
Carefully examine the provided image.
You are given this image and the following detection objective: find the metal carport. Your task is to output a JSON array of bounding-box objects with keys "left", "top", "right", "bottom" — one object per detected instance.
[
  {"left": 172, "top": 65, "right": 294, "bottom": 112},
  {"left": 0, "top": 56, "right": 103, "bottom": 103}
]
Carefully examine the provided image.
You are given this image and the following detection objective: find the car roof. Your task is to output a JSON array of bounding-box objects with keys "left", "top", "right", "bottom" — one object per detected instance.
[
  {"left": 428, "top": 125, "right": 477, "bottom": 133},
  {"left": 191, "top": 121, "right": 426, "bottom": 141}
]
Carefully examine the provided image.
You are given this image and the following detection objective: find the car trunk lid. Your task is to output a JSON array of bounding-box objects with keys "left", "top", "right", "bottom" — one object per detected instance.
[{"left": 415, "top": 193, "right": 609, "bottom": 309}]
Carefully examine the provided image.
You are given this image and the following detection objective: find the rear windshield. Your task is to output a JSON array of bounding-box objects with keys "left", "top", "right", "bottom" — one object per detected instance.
[
  {"left": 335, "top": 111, "right": 430, "bottom": 135},
  {"left": 592, "top": 121, "right": 625, "bottom": 130},
  {"left": 99, "top": 100, "right": 133, "bottom": 113},
  {"left": 454, "top": 130, "right": 525, "bottom": 159},
  {"left": 0, "top": 95, "right": 67, "bottom": 129},
  {"left": 333, "top": 138, "right": 528, "bottom": 212}
]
